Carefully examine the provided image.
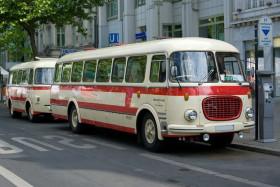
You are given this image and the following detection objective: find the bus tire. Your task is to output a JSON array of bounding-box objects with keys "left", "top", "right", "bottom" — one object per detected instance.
[
  {"left": 209, "top": 133, "right": 234, "bottom": 148},
  {"left": 69, "top": 105, "right": 84, "bottom": 134},
  {"left": 9, "top": 102, "right": 22, "bottom": 118},
  {"left": 142, "top": 113, "right": 164, "bottom": 152},
  {"left": 27, "top": 104, "right": 36, "bottom": 122}
]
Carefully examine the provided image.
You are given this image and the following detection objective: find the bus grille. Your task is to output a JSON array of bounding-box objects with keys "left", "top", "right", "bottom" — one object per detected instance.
[{"left": 202, "top": 96, "right": 242, "bottom": 121}]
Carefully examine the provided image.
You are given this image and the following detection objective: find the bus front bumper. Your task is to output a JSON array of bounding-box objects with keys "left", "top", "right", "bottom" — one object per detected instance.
[{"left": 165, "top": 121, "right": 255, "bottom": 136}]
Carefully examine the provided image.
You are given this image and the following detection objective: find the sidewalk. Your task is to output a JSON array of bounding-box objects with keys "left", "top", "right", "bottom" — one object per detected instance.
[{"left": 231, "top": 97, "right": 280, "bottom": 157}]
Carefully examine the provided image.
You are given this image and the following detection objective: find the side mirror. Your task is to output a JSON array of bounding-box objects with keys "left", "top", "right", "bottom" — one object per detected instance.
[{"left": 170, "top": 66, "right": 178, "bottom": 78}]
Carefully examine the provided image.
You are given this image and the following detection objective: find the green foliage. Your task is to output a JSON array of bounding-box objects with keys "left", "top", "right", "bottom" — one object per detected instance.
[
  {"left": 0, "top": 24, "right": 33, "bottom": 61},
  {"left": 0, "top": 0, "right": 105, "bottom": 60}
]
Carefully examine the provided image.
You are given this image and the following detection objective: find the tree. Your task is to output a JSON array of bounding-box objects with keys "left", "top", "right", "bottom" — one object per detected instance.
[{"left": 0, "top": 0, "right": 104, "bottom": 60}]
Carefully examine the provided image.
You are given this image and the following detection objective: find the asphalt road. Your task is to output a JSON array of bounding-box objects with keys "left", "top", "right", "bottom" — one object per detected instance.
[{"left": 0, "top": 103, "right": 280, "bottom": 187}]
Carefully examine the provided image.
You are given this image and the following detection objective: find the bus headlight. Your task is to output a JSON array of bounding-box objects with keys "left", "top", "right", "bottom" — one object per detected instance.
[
  {"left": 245, "top": 108, "right": 254, "bottom": 119},
  {"left": 184, "top": 110, "right": 197, "bottom": 121}
]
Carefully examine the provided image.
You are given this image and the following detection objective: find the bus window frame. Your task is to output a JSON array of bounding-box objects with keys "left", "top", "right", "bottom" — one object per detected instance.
[
  {"left": 125, "top": 55, "right": 147, "bottom": 83},
  {"left": 96, "top": 58, "right": 112, "bottom": 83},
  {"left": 111, "top": 57, "right": 126, "bottom": 83},
  {"left": 71, "top": 61, "right": 84, "bottom": 83},
  {"left": 149, "top": 54, "right": 167, "bottom": 83},
  {"left": 83, "top": 60, "right": 97, "bottom": 83},
  {"left": 61, "top": 63, "right": 72, "bottom": 83},
  {"left": 28, "top": 69, "right": 34, "bottom": 85}
]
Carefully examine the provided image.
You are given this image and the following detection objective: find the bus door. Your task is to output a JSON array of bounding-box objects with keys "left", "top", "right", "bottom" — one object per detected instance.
[{"left": 147, "top": 54, "right": 167, "bottom": 115}]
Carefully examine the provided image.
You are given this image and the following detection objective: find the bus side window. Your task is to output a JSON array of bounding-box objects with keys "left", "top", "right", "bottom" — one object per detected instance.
[
  {"left": 61, "top": 63, "right": 72, "bottom": 82},
  {"left": 17, "top": 70, "right": 23, "bottom": 85},
  {"left": 125, "top": 56, "right": 147, "bottom": 83},
  {"left": 83, "top": 60, "right": 97, "bottom": 82},
  {"left": 54, "top": 64, "right": 62, "bottom": 82},
  {"left": 21, "top": 69, "right": 28, "bottom": 84},
  {"left": 96, "top": 59, "right": 112, "bottom": 82},
  {"left": 71, "top": 61, "right": 83, "bottom": 82},
  {"left": 112, "top": 57, "right": 126, "bottom": 82},
  {"left": 150, "top": 55, "right": 166, "bottom": 83},
  {"left": 28, "top": 69, "right": 34, "bottom": 85},
  {"left": 9, "top": 71, "right": 14, "bottom": 85}
]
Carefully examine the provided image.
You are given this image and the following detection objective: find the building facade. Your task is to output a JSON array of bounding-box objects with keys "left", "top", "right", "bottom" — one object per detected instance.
[
  {"left": 2, "top": 0, "right": 280, "bottom": 96},
  {"left": 232, "top": 0, "right": 280, "bottom": 97}
]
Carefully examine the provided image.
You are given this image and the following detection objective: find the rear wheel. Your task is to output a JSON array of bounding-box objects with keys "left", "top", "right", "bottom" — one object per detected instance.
[
  {"left": 69, "top": 105, "right": 84, "bottom": 134},
  {"left": 142, "top": 113, "right": 164, "bottom": 152},
  {"left": 9, "top": 101, "right": 22, "bottom": 118}
]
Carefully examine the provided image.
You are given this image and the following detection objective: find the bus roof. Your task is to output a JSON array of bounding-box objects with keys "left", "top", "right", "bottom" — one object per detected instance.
[
  {"left": 57, "top": 37, "right": 239, "bottom": 63},
  {"left": 9, "top": 58, "right": 57, "bottom": 71}
]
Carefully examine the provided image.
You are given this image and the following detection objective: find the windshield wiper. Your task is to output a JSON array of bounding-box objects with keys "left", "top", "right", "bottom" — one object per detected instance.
[
  {"left": 199, "top": 69, "right": 214, "bottom": 85},
  {"left": 175, "top": 76, "right": 182, "bottom": 90}
]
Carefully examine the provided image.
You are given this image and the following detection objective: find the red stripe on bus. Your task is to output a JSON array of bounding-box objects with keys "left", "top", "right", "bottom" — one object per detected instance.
[
  {"left": 78, "top": 101, "right": 137, "bottom": 115},
  {"left": 27, "top": 87, "right": 51, "bottom": 90},
  {"left": 81, "top": 118, "right": 135, "bottom": 134},
  {"left": 12, "top": 107, "right": 44, "bottom": 115},
  {"left": 7, "top": 86, "right": 51, "bottom": 90},
  {"left": 11, "top": 96, "right": 26, "bottom": 102},
  {"left": 50, "top": 99, "right": 68, "bottom": 106},
  {"left": 52, "top": 113, "right": 68, "bottom": 120},
  {"left": 53, "top": 85, "right": 250, "bottom": 96},
  {"left": 14, "top": 108, "right": 25, "bottom": 113}
]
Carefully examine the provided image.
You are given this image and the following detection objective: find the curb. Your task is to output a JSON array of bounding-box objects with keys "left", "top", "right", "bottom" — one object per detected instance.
[{"left": 230, "top": 143, "right": 280, "bottom": 157}]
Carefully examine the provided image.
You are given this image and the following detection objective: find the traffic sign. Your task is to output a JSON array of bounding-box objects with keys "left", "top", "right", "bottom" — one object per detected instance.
[
  {"left": 258, "top": 16, "right": 273, "bottom": 47},
  {"left": 109, "top": 33, "right": 119, "bottom": 44}
]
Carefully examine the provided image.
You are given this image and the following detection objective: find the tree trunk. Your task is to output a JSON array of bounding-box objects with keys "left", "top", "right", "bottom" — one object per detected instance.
[
  {"left": 28, "top": 27, "right": 38, "bottom": 60},
  {"left": 23, "top": 22, "right": 38, "bottom": 60}
]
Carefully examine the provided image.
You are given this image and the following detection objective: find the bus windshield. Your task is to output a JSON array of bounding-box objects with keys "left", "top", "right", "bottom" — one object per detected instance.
[
  {"left": 34, "top": 68, "right": 54, "bottom": 85},
  {"left": 216, "top": 52, "right": 245, "bottom": 82},
  {"left": 169, "top": 51, "right": 217, "bottom": 83},
  {"left": 169, "top": 51, "right": 245, "bottom": 83}
]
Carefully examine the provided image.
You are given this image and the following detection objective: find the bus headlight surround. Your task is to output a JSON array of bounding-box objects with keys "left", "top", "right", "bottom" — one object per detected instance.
[
  {"left": 245, "top": 108, "right": 254, "bottom": 119},
  {"left": 184, "top": 109, "right": 197, "bottom": 121}
]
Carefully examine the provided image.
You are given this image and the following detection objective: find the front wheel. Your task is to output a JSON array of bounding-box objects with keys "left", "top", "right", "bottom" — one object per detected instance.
[
  {"left": 142, "top": 113, "right": 164, "bottom": 152},
  {"left": 28, "top": 104, "right": 36, "bottom": 122},
  {"left": 69, "top": 105, "right": 84, "bottom": 134}
]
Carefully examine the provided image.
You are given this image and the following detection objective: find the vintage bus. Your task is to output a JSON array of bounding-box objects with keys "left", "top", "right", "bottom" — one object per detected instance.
[
  {"left": 6, "top": 58, "right": 57, "bottom": 122},
  {"left": 50, "top": 38, "right": 254, "bottom": 151}
]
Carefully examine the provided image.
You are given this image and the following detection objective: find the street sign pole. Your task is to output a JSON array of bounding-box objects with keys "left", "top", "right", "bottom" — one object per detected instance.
[
  {"left": 255, "top": 16, "right": 273, "bottom": 141},
  {"left": 255, "top": 20, "right": 259, "bottom": 140}
]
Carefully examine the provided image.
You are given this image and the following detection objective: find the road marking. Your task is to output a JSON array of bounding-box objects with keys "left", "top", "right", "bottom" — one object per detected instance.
[
  {"left": 83, "top": 138, "right": 127, "bottom": 150},
  {"left": 43, "top": 135, "right": 96, "bottom": 149},
  {"left": 141, "top": 153, "right": 277, "bottom": 187},
  {"left": 0, "top": 165, "right": 33, "bottom": 187},
  {"left": 0, "top": 139, "right": 23, "bottom": 154},
  {"left": 12, "top": 137, "right": 64, "bottom": 151}
]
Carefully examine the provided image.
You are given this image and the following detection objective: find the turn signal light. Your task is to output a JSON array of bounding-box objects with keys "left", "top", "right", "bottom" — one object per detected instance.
[
  {"left": 184, "top": 92, "right": 189, "bottom": 101},
  {"left": 137, "top": 91, "right": 141, "bottom": 98},
  {"left": 247, "top": 91, "right": 252, "bottom": 99}
]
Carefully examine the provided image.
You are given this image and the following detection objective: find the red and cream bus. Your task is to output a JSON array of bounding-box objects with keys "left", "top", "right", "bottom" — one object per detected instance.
[
  {"left": 50, "top": 38, "right": 254, "bottom": 151},
  {"left": 6, "top": 58, "right": 57, "bottom": 122}
]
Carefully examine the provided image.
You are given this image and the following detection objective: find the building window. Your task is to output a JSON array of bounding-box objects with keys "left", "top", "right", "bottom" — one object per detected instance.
[
  {"left": 107, "top": 0, "right": 118, "bottom": 20},
  {"left": 199, "top": 15, "right": 224, "bottom": 41},
  {"left": 162, "top": 23, "right": 182, "bottom": 38},
  {"left": 135, "top": 0, "right": 145, "bottom": 7},
  {"left": 56, "top": 27, "right": 65, "bottom": 47},
  {"left": 47, "top": 26, "right": 52, "bottom": 46},
  {"left": 247, "top": 0, "right": 266, "bottom": 9}
]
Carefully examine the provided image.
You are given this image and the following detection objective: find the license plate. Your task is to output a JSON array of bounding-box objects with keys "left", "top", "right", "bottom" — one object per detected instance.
[{"left": 215, "top": 125, "right": 234, "bottom": 131}]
